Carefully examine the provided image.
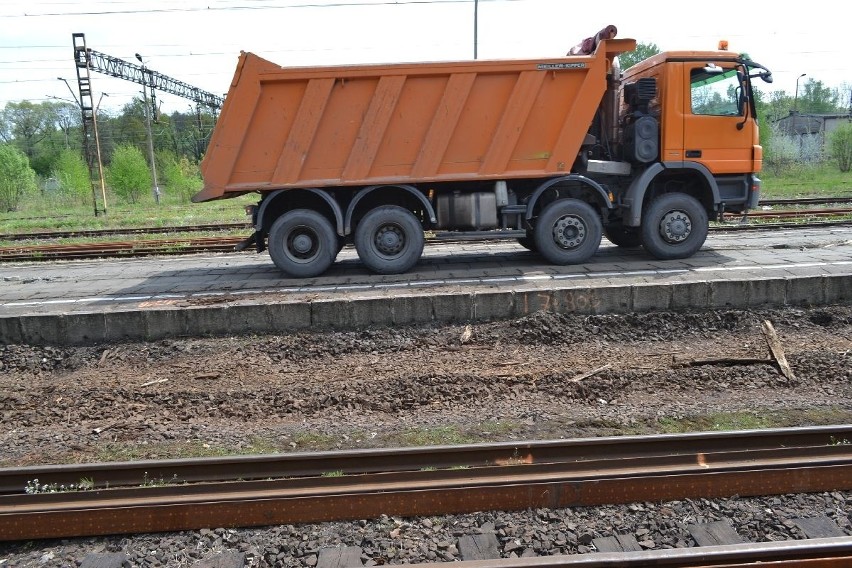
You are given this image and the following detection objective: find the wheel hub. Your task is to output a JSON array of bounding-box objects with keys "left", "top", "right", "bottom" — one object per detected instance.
[
  {"left": 552, "top": 215, "right": 586, "bottom": 249},
  {"left": 375, "top": 225, "right": 404, "bottom": 255},
  {"left": 287, "top": 228, "right": 319, "bottom": 260},
  {"left": 660, "top": 210, "right": 692, "bottom": 243},
  {"left": 292, "top": 233, "right": 313, "bottom": 254}
]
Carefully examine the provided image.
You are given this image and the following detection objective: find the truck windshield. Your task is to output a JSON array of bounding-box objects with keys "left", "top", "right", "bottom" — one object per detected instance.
[{"left": 690, "top": 67, "right": 743, "bottom": 116}]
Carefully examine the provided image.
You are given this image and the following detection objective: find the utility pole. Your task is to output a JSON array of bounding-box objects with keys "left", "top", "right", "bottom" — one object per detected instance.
[
  {"left": 136, "top": 53, "right": 161, "bottom": 204},
  {"left": 473, "top": 0, "right": 478, "bottom": 59},
  {"left": 64, "top": 36, "right": 110, "bottom": 216},
  {"left": 794, "top": 73, "right": 806, "bottom": 113}
]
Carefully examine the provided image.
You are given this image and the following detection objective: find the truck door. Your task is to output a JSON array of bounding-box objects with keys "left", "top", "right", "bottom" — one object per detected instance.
[{"left": 681, "top": 63, "right": 756, "bottom": 174}]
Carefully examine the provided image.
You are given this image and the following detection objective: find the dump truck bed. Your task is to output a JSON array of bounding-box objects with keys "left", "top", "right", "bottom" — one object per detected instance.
[{"left": 195, "top": 39, "right": 636, "bottom": 203}]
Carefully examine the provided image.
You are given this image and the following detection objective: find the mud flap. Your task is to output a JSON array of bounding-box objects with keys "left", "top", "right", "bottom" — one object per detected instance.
[{"left": 235, "top": 231, "right": 262, "bottom": 252}]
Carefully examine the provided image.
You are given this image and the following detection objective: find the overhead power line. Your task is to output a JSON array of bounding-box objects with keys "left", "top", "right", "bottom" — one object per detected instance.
[
  {"left": 75, "top": 35, "right": 224, "bottom": 109},
  {"left": 4, "top": 0, "right": 523, "bottom": 17}
]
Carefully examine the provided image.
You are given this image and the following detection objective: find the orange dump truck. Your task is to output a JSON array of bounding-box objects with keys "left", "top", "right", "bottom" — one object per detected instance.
[{"left": 195, "top": 30, "right": 772, "bottom": 277}]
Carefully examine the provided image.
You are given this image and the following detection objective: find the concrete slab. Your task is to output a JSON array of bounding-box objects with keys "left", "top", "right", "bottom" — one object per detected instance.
[{"left": 0, "top": 227, "right": 850, "bottom": 345}]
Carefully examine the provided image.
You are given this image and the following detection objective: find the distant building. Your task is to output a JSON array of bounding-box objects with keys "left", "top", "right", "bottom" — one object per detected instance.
[{"left": 775, "top": 112, "right": 852, "bottom": 161}]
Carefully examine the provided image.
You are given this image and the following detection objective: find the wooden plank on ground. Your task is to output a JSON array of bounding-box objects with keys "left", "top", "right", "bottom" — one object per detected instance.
[
  {"left": 458, "top": 533, "right": 501, "bottom": 560},
  {"left": 593, "top": 533, "right": 643, "bottom": 552},
  {"left": 688, "top": 520, "right": 745, "bottom": 546},
  {"left": 761, "top": 320, "right": 796, "bottom": 381},
  {"left": 316, "top": 546, "right": 363, "bottom": 568},
  {"left": 792, "top": 516, "right": 846, "bottom": 538}
]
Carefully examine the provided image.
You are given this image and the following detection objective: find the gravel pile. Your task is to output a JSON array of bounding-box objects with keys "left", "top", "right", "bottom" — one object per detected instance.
[{"left": 1, "top": 492, "right": 849, "bottom": 566}]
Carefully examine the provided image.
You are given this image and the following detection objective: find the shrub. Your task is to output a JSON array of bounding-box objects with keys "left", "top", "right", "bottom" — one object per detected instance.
[
  {"left": 53, "top": 148, "right": 92, "bottom": 206},
  {"left": 160, "top": 152, "right": 202, "bottom": 203},
  {"left": 0, "top": 144, "right": 38, "bottom": 212},
  {"left": 827, "top": 122, "right": 852, "bottom": 172},
  {"left": 106, "top": 144, "right": 151, "bottom": 204}
]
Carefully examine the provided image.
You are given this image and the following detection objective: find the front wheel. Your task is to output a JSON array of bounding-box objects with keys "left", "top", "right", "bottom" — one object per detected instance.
[
  {"left": 267, "top": 209, "right": 337, "bottom": 278},
  {"left": 533, "top": 199, "right": 602, "bottom": 265},
  {"left": 640, "top": 193, "right": 709, "bottom": 260},
  {"left": 354, "top": 205, "right": 424, "bottom": 274}
]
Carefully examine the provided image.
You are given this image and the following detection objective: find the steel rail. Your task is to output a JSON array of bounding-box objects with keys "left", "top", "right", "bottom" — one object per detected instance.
[
  {"left": 2, "top": 427, "right": 852, "bottom": 540},
  {"left": 2, "top": 425, "right": 850, "bottom": 494},
  {"left": 0, "top": 223, "right": 250, "bottom": 241},
  {"left": 418, "top": 538, "right": 852, "bottom": 567},
  {"left": 760, "top": 196, "right": 852, "bottom": 206},
  {"left": 0, "top": 236, "right": 245, "bottom": 261},
  {"left": 746, "top": 207, "right": 852, "bottom": 218}
]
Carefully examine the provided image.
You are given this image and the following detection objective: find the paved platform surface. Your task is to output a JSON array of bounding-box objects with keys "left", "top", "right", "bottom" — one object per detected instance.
[{"left": 1, "top": 226, "right": 850, "bottom": 345}]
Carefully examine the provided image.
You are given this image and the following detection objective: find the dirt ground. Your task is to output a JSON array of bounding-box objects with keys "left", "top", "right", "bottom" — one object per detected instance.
[{"left": 1, "top": 304, "right": 851, "bottom": 468}]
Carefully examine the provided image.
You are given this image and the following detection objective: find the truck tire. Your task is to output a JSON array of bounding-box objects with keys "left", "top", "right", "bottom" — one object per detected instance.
[
  {"left": 517, "top": 233, "right": 538, "bottom": 252},
  {"left": 603, "top": 222, "right": 643, "bottom": 248},
  {"left": 268, "top": 209, "right": 336, "bottom": 278},
  {"left": 533, "top": 199, "right": 602, "bottom": 265},
  {"left": 354, "top": 205, "right": 424, "bottom": 274},
  {"left": 641, "top": 193, "right": 708, "bottom": 260}
]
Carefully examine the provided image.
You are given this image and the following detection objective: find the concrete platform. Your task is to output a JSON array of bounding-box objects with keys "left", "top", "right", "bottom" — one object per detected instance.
[{"left": 1, "top": 225, "right": 850, "bottom": 345}]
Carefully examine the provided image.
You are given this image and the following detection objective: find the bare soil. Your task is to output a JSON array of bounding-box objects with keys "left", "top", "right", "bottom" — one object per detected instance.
[{"left": 2, "top": 305, "right": 851, "bottom": 467}]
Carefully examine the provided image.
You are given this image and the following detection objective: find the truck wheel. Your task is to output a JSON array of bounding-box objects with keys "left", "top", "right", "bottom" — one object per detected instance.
[
  {"left": 603, "top": 222, "right": 642, "bottom": 248},
  {"left": 517, "top": 233, "right": 538, "bottom": 252},
  {"left": 354, "top": 205, "right": 424, "bottom": 274},
  {"left": 268, "top": 209, "right": 336, "bottom": 278},
  {"left": 641, "top": 193, "right": 708, "bottom": 260},
  {"left": 533, "top": 199, "right": 602, "bottom": 265}
]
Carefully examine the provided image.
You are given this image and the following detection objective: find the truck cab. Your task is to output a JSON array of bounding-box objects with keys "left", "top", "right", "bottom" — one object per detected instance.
[{"left": 616, "top": 48, "right": 772, "bottom": 226}]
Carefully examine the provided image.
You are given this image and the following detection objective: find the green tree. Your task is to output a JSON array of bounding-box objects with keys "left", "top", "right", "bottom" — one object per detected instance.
[
  {"left": 796, "top": 79, "right": 840, "bottom": 114},
  {"left": 106, "top": 144, "right": 150, "bottom": 204},
  {"left": 0, "top": 101, "right": 66, "bottom": 176},
  {"left": 159, "top": 150, "right": 202, "bottom": 202},
  {"left": 827, "top": 122, "right": 852, "bottom": 172},
  {"left": 55, "top": 102, "right": 82, "bottom": 150},
  {"left": 618, "top": 42, "right": 660, "bottom": 70},
  {"left": 0, "top": 144, "right": 38, "bottom": 212},
  {"left": 53, "top": 148, "right": 92, "bottom": 205}
]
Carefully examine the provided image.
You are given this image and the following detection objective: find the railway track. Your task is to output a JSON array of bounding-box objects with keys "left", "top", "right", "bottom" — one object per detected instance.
[
  {"left": 3, "top": 198, "right": 852, "bottom": 243},
  {"left": 2, "top": 425, "right": 851, "bottom": 543},
  {"left": 1, "top": 213, "right": 852, "bottom": 262}
]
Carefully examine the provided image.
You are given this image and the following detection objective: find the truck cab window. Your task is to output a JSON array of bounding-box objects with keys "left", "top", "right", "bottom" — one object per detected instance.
[{"left": 690, "top": 67, "right": 742, "bottom": 116}]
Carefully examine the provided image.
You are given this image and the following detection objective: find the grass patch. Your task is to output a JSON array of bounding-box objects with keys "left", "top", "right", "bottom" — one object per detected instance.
[
  {"left": 94, "top": 441, "right": 234, "bottom": 462},
  {"left": 760, "top": 163, "right": 852, "bottom": 199},
  {"left": 385, "top": 421, "right": 521, "bottom": 447},
  {"left": 1, "top": 192, "right": 256, "bottom": 235},
  {"left": 655, "top": 408, "right": 852, "bottom": 434},
  {"left": 290, "top": 431, "right": 337, "bottom": 450},
  {"left": 391, "top": 425, "right": 479, "bottom": 447}
]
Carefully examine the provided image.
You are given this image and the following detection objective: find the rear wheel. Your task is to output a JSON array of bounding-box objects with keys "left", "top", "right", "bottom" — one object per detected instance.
[
  {"left": 533, "top": 199, "right": 602, "bottom": 265},
  {"left": 641, "top": 193, "right": 708, "bottom": 260},
  {"left": 267, "top": 209, "right": 336, "bottom": 278},
  {"left": 354, "top": 205, "right": 424, "bottom": 274}
]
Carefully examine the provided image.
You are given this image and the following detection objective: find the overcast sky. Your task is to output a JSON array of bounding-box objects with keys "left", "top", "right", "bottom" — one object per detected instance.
[{"left": 1, "top": 0, "right": 849, "bottom": 116}]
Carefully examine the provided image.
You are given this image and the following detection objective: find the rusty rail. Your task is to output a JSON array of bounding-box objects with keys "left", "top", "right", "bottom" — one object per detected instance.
[
  {"left": 2, "top": 426, "right": 852, "bottom": 541},
  {"left": 3, "top": 425, "right": 850, "bottom": 494},
  {"left": 422, "top": 538, "right": 852, "bottom": 566}
]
